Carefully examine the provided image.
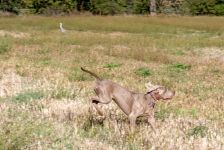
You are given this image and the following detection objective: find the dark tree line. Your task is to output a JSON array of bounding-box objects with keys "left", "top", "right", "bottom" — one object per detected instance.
[{"left": 0, "top": 0, "right": 224, "bottom": 15}]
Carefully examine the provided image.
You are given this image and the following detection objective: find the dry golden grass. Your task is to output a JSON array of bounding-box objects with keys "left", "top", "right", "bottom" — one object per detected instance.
[{"left": 0, "top": 15, "right": 224, "bottom": 149}]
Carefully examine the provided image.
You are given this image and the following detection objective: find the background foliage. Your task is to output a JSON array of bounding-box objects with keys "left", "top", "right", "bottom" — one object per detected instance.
[{"left": 0, "top": 0, "right": 224, "bottom": 15}]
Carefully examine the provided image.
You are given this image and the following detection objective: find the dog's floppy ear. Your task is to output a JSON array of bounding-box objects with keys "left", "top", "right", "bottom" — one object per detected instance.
[
  {"left": 146, "top": 89, "right": 162, "bottom": 101},
  {"left": 145, "top": 82, "right": 175, "bottom": 100},
  {"left": 145, "top": 81, "right": 162, "bottom": 91}
]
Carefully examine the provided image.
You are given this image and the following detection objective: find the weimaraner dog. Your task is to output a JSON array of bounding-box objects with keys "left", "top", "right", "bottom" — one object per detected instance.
[{"left": 81, "top": 67, "right": 175, "bottom": 131}]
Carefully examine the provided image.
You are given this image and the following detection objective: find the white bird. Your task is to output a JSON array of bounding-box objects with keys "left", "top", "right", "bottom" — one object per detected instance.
[{"left": 59, "top": 22, "right": 66, "bottom": 33}]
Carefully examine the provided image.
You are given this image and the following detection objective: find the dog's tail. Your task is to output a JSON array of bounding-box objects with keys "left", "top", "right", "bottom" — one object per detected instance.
[{"left": 81, "top": 67, "right": 102, "bottom": 81}]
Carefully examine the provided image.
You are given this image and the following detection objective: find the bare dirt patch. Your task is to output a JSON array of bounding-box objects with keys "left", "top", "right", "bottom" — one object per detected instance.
[
  {"left": 81, "top": 139, "right": 115, "bottom": 150},
  {"left": 200, "top": 47, "right": 224, "bottom": 64},
  {"left": 69, "top": 44, "right": 82, "bottom": 50},
  {"left": 42, "top": 99, "right": 89, "bottom": 121},
  {"left": 108, "top": 32, "right": 129, "bottom": 38},
  {"left": 92, "top": 45, "right": 105, "bottom": 51},
  {"left": 12, "top": 44, "right": 40, "bottom": 54},
  {"left": 108, "top": 45, "right": 131, "bottom": 56},
  {"left": 0, "top": 30, "right": 29, "bottom": 38},
  {"left": 113, "top": 45, "right": 130, "bottom": 51},
  {"left": 0, "top": 71, "right": 23, "bottom": 97},
  {"left": 73, "top": 30, "right": 129, "bottom": 39}
]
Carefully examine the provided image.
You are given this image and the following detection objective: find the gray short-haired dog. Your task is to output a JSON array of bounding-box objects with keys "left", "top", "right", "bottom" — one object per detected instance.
[{"left": 81, "top": 67, "right": 175, "bottom": 131}]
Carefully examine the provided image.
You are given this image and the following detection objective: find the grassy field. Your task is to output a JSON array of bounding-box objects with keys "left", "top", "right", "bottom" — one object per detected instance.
[{"left": 0, "top": 15, "right": 224, "bottom": 149}]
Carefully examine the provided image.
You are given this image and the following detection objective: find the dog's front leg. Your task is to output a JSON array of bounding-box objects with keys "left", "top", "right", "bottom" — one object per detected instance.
[
  {"left": 129, "top": 112, "right": 138, "bottom": 132},
  {"left": 148, "top": 112, "right": 156, "bottom": 133}
]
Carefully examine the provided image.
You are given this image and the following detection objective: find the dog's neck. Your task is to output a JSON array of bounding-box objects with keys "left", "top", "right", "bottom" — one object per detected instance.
[{"left": 148, "top": 92, "right": 157, "bottom": 108}]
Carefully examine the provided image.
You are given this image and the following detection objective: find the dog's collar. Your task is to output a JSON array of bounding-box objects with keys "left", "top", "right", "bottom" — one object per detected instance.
[
  {"left": 147, "top": 88, "right": 158, "bottom": 100},
  {"left": 150, "top": 92, "right": 157, "bottom": 101},
  {"left": 148, "top": 92, "right": 157, "bottom": 108}
]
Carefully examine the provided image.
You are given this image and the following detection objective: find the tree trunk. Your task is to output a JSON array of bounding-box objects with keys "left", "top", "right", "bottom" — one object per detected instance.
[{"left": 150, "top": 0, "right": 156, "bottom": 16}]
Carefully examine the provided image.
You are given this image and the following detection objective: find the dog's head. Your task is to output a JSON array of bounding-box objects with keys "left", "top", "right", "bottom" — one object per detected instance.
[{"left": 145, "top": 82, "right": 175, "bottom": 101}]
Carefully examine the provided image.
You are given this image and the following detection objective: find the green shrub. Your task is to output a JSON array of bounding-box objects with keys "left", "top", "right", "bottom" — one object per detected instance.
[
  {"left": 135, "top": 67, "right": 153, "bottom": 77},
  {"left": 1, "top": 0, "right": 224, "bottom": 15},
  {"left": 32, "top": 0, "right": 77, "bottom": 14},
  {"left": 133, "top": 0, "right": 149, "bottom": 14},
  {"left": 158, "top": 0, "right": 185, "bottom": 14},
  {"left": 185, "top": 0, "right": 217, "bottom": 15},
  {"left": 0, "top": 0, "right": 22, "bottom": 14},
  {"left": 90, "top": 0, "right": 125, "bottom": 15},
  {"left": 214, "top": 4, "right": 224, "bottom": 15}
]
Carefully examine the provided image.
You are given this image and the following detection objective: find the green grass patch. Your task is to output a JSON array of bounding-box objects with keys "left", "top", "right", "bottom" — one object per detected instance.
[
  {"left": 187, "top": 125, "right": 208, "bottom": 138},
  {"left": 174, "top": 50, "right": 185, "bottom": 56},
  {"left": 104, "top": 63, "right": 122, "bottom": 69},
  {"left": 135, "top": 67, "right": 153, "bottom": 77},
  {"left": 38, "top": 60, "right": 51, "bottom": 66},
  {"left": 11, "top": 91, "right": 44, "bottom": 103},
  {"left": 168, "top": 63, "right": 191, "bottom": 73},
  {"left": 0, "top": 38, "right": 12, "bottom": 54},
  {"left": 170, "top": 63, "right": 191, "bottom": 70}
]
